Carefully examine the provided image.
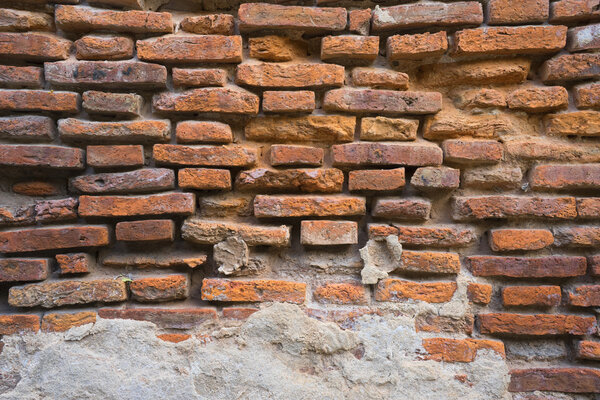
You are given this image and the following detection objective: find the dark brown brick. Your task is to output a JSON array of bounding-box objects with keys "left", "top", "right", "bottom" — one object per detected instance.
[
  {"left": 0, "top": 258, "right": 49, "bottom": 282},
  {"left": 468, "top": 256, "right": 586, "bottom": 278}
]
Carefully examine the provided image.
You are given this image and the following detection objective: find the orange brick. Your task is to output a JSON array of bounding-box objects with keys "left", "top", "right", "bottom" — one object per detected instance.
[
  {"left": 0, "top": 315, "right": 40, "bottom": 334},
  {"left": 153, "top": 88, "right": 259, "bottom": 115},
  {"left": 178, "top": 168, "right": 231, "bottom": 190},
  {"left": 0, "top": 258, "right": 49, "bottom": 283},
  {"left": 175, "top": 121, "right": 232, "bottom": 144},
  {"left": 236, "top": 63, "right": 344, "bottom": 89},
  {"left": 173, "top": 68, "right": 227, "bottom": 88},
  {"left": 236, "top": 168, "right": 342, "bottom": 193},
  {"left": 222, "top": 307, "right": 258, "bottom": 320},
  {"left": 453, "top": 196, "right": 577, "bottom": 220},
  {"left": 313, "top": 282, "right": 367, "bottom": 304},
  {"left": 0, "top": 90, "right": 79, "bottom": 113},
  {"left": 577, "top": 340, "right": 600, "bottom": 360},
  {"left": 55, "top": 5, "right": 173, "bottom": 33},
  {"left": 507, "top": 87, "right": 568, "bottom": 113},
  {"left": 56, "top": 253, "right": 93, "bottom": 275},
  {"left": 468, "top": 255, "right": 586, "bottom": 278},
  {"left": 130, "top": 275, "right": 188, "bottom": 302},
  {"left": 78, "top": 193, "right": 195, "bottom": 218},
  {"left": 86, "top": 145, "right": 144, "bottom": 169},
  {"left": 262, "top": 91, "right": 315, "bottom": 113},
  {"left": 349, "top": 8, "right": 370, "bottom": 35},
  {"left": 349, "top": 168, "right": 405, "bottom": 192},
  {"left": 116, "top": 219, "right": 175, "bottom": 242},
  {"left": 489, "top": 229, "right": 554, "bottom": 251},
  {"left": 503, "top": 286, "right": 562, "bottom": 307},
  {"left": 180, "top": 14, "right": 234, "bottom": 35},
  {"left": 75, "top": 35, "right": 133, "bottom": 60},
  {"left": 570, "top": 285, "right": 600, "bottom": 306},
  {"left": 321, "top": 35, "right": 379, "bottom": 61},
  {"left": 467, "top": 283, "right": 492, "bottom": 305},
  {"left": 201, "top": 278, "right": 306, "bottom": 304},
  {"left": 368, "top": 224, "right": 475, "bottom": 247},
  {"left": 238, "top": 3, "right": 346, "bottom": 32},
  {"left": 254, "top": 195, "right": 365, "bottom": 218},
  {"left": 0, "top": 32, "right": 71, "bottom": 61},
  {"left": 41, "top": 312, "right": 96, "bottom": 332},
  {"left": 387, "top": 32, "right": 448, "bottom": 60},
  {"left": 137, "top": 35, "right": 242, "bottom": 63},
  {"left": 248, "top": 35, "right": 307, "bottom": 61},
  {"left": 488, "top": 0, "right": 549, "bottom": 24},
  {"left": 375, "top": 279, "right": 457, "bottom": 303},
  {"left": 443, "top": 139, "right": 503, "bottom": 164},
  {"left": 157, "top": 333, "right": 191, "bottom": 343},
  {"left": 479, "top": 313, "right": 596, "bottom": 336},
  {"left": 12, "top": 181, "right": 62, "bottom": 196},
  {"left": 423, "top": 338, "right": 505, "bottom": 362},
  {"left": 0, "top": 226, "right": 109, "bottom": 253},
  {"left": 270, "top": 145, "right": 323, "bottom": 167},
  {"left": 0, "top": 65, "right": 43, "bottom": 89},
  {"left": 351, "top": 68, "right": 409, "bottom": 90}
]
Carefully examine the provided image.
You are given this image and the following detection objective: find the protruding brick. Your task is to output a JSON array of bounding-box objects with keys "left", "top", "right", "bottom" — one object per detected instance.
[
  {"left": 98, "top": 307, "right": 216, "bottom": 329},
  {"left": 541, "top": 54, "right": 600, "bottom": 83},
  {"left": 130, "top": 275, "right": 188, "bottom": 302},
  {"left": 375, "top": 279, "right": 457, "bottom": 303},
  {"left": 360, "top": 117, "right": 418, "bottom": 141},
  {"left": 201, "top": 278, "right": 306, "bottom": 304},
  {"left": 508, "top": 87, "right": 568, "bottom": 113},
  {"left": 270, "top": 145, "right": 323, "bottom": 167},
  {"left": 545, "top": 111, "right": 600, "bottom": 136},
  {"left": 423, "top": 338, "right": 505, "bottom": 362},
  {"left": 59, "top": 119, "right": 170, "bottom": 144},
  {"left": 351, "top": 68, "right": 409, "bottom": 90},
  {"left": 172, "top": 68, "right": 227, "bottom": 88},
  {"left": 577, "top": 197, "right": 600, "bottom": 218},
  {"left": 349, "top": 9, "right": 370, "bottom": 35},
  {"left": 245, "top": 116, "right": 355, "bottom": 142},
  {"left": 489, "top": 229, "right": 554, "bottom": 251},
  {"left": 153, "top": 144, "right": 257, "bottom": 167},
  {"left": 55, "top": 5, "right": 173, "bottom": 33},
  {"left": 82, "top": 91, "right": 142, "bottom": 117},
  {"left": 178, "top": 168, "right": 231, "bottom": 190},
  {"left": 574, "top": 83, "right": 600, "bottom": 109},
  {"left": 443, "top": 139, "right": 503, "bottom": 164},
  {"left": 324, "top": 89, "right": 442, "bottom": 115},
  {"left": 87, "top": 145, "right": 144, "bottom": 169},
  {"left": 0, "top": 258, "right": 49, "bottom": 282},
  {"left": 70, "top": 168, "right": 174, "bottom": 194},
  {"left": 176, "top": 121, "right": 232, "bottom": 144},
  {"left": 0, "top": 90, "right": 79, "bottom": 113},
  {"left": 551, "top": 0, "right": 600, "bottom": 23},
  {"left": 0, "top": 65, "right": 42, "bottom": 89},
  {"left": 372, "top": 2, "right": 483, "bottom": 31},
  {"left": 236, "top": 168, "right": 343, "bottom": 193},
  {"left": 568, "top": 23, "right": 600, "bottom": 52},
  {"left": 116, "top": 219, "right": 174, "bottom": 242},
  {"left": 0, "top": 8, "right": 54, "bottom": 32},
  {"left": 420, "top": 58, "right": 531, "bottom": 86},
  {"left": 137, "top": 35, "right": 242, "bottom": 63},
  {"left": 399, "top": 251, "right": 461, "bottom": 274},
  {"left": 503, "top": 286, "right": 562, "bottom": 307},
  {"left": 369, "top": 224, "right": 475, "bottom": 247},
  {"left": 0, "top": 116, "right": 55, "bottom": 142},
  {"left": 0, "top": 32, "right": 71, "bottom": 61},
  {"left": 0, "top": 225, "right": 109, "bottom": 253},
  {"left": 370, "top": 198, "right": 431, "bottom": 220},
  {"left": 349, "top": 168, "right": 405, "bottom": 192},
  {"left": 238, "top": 3, "right": 346, "bottom": 32},
  {"left": 578, "top": 341, "right": 600, "bottom": 360},
  {"left": 9, "top": 279, "right": 127, "bottom": 308},
  {"left": 300, "top": 220, "right": 358, "bottom": 245},
  {"left": 79, "top": 193, "right": 194, "bottom": 218},
  {"left": 467, "top": 283, "right": 492, "bottom": 305},
  {"left": 248, "top": 35, "right": 307, "bottom": 61},
  {"left": 480, "top": 313, "right": 596, "bottom": 336},
  {"left": 313, "top": 282, "right": 366, "bottom": 304},
  {"left": 411, "top": 166, "right": 460, "bottom": 191},
  {"left": 0, "top": 145, "right": 84, "bottom": 169},
  {"left": 468, "top": 255, "right": 586, "bottom": 278},
  {"left": 262, "top": 91, "right": 315, "bottom": 113},
  {"left": 75, "top": 35, "right": 133, "bottom": 60},
  {"left": 152, "top": 88, "right": 259, "bottom": 115},
  {"left": 387, "top": 32, "right": 448, "bottom": 60},
  {"left": 510, "top": 368, "right": 600, "bottom": 393},
  {"left": 56, "top": 253, "right": 92, "bottom": 275},
  {"left": 569, "top": 285, "right": 600, "bottom": 306},
  {"left": 236, "top": 63, "right": 344, "bottom": 89},
  {"left": 453, "top": 196, "right": 577, "bottom": 220},
  {"left": 41, "top": 312, "right": 96, "bottom": 332},
  {"left": 321, "top": 35, "right": 379, "bottom": 61},
  {"left": 181, "top": 219, "right": 290, "bottom": 247},
  {"left": 254, "top": 195, "right": 366, "bottom": 218},
  {"left": 487, "top": 0, "right": 549, "bottom": 24},
  {"left": 180, "top": 14, "right": 234, "bottom": 35},
  {"left": 0, "top": 315, "right": 39, "bottom": 334},
  {"left": 332, "top": 142, "right": 443, "bottom": 167}
]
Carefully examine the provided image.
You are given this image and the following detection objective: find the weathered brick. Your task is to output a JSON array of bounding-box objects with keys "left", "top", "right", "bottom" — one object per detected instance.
[
  {"left": 0, "top": 198, "right": 79, "bottom": 226},
  {"left": 420, "top": 58, "right": 531, "bottom": 86},
  {"left": 321, "top": 35, "right": 379, "bottom": 61},
  {"left": 98, "top": 308, "right": 216, "bottom": 329},
  {"left": 87, "top": 0, "right": 166, "bottom": 9},
  {"left": 55, "top": 5, "right": 173, "bottom": 33},
  {"left": 480, "top": 313, "right": 596, "bottom": 336},
  {"left": 172, "top": 68, "right": 227, "bottom": 88},
  {"left": 0, "top": 116, "right": 55, "bottom": 142},
  {"left": 262, "top": 91, "right": 314, "bottom": 113},
  {"left": 201, "top": 278, "right": 306, "bottom": 304},
  {"left": 349, "top": 9, "right": 370, "bottom": 35},
  {"left": 507, "top": 87, "right": 569, "bottom": 112},
  {"left": 399, "top": 251, "right": 461, "bottom": 274},
  {"left": 75, "top": 35, "right": 133, "bottom": 60},
  {"left": 56, "top": 253, "right": 92, "bottom": 275},
  {"left": 152, "top": 88, "right": 259, "bottom": 115},
  {"left": 372, "top": 2, "right": 483, "bottom": 31},
  {"left": 505, "top": 137, "right": 600, "bottom": 162},
  {"left": 570, "top": 285, "right": 600, "bottom": 306},
  {"left": 416, "top": 313, "right": 474, "bottom": 334},
  {"left": 324, "top": 89, "right": 442, "bottom": 115},
  {"left": 13, "top": 181, "right": 62, "bottom": 196},
  {"left": 351, "top": 68, "right": 409, "bottom": 90},
  {"left": 0, "top": 225, "right": 109, "bottom": 253},
  {"left": 411, "top": 166, "right": 460, "bottom": 191},
  {"left": 423, "top": 112, "right": 514, "bottom": 140},
  {"left": 137, "top": 35, "right": 241, "bottom": 63},
  {"left": 178, "top": 168, "right": 231, "bottom": 190},
  {"left": 375, "top": 279, "right": 457, "bottom": 303},
  {"left": 467, "top": 283, "right": 492, "bottom": 305},
  {"left": 180, "top": 14, "right": 234, "bottom": 35},
  {"left": 370, "top": 198, "right": 431, "bottom": 220},
  {"left": 0, "top": 145, "right": 84, "bottom": 169},
  {"left": 313, "top": 282, "right": 366, "bottom": 304},
  {"left": 443, "top": 139, "right": 504, "bottom": 164},
  {"left": 181, "top": 219, "right": 290, "bottom": 247},
  {"left": 0, "top": 315, "right": 39, "bottom": 334},
  {"left": 176, "top": 121, "right": 232, "bottom": 144},
  {"left": 332, "top": 142, "right": 443, "bottom": 167},
  {"left": 454, "top": 89, "right": 507, "bottom": 110},
  {"left": 157, "top": 333, "right": 190, "bottom": 343},
  {"left": 453, "top": 196, "right": 577, "bottom": 220},
  {"left": 387, "top": 32, "right": 448, "bottom": 60},
  {"left": 245, "top": 116, "right": 355, "bottom": 142},
  {"left": 236, "top": 63, "right": 344, "bottom": 89},
  {"left": 453, "top": 26, "right": 567, "bottom": 56},
  {"left": 463, "top": 165, "right": 523, "bottom": 190},
  {"left": 551, "top": 0, "right": 600, "bottom": 23},
  {"left": 153, "top": 144, "right": 257, "bottom": 167},
  {"left": 423, "top": 338, "right": 505, "bottom": 362},
  {"left": 41, "top": 312, "right": 96, "bottom": 332},
  {"left": 270, "top": 145, "right": 324, "bottom": 167},
  {"left": 248, "top": 35, "right": 307, "bottom": 61},
  {"left": 487, "top": 0, "right": 549, "bottom": 24},
  {"left": 79, "top": 193, "right": 194, "bottom": 218},
  {"left": 578, "top": 340, "right": 600, "bottom": 360},
  {"left": 568, "top": 23, "right": 600, "bottom": 53},
  {"left": 101, "top": 249, "right": 207, "bottom": 269},
  {"left": 196, "top": 195, "right": 254, "bottom": 218},
  {"left": 503, "top": 286, "right": 562, "bottom": 307},
  {"left": 531, "top": 164, "right": 600, "bottom": 190},
  {"left": 0, "top": 32, "right": 71, "bottom": 61},
  {"left": 545, "top": 111, "right": 600, "bottom": 136},
  {"left": 509, "top": 368, "right": 600, "bottom": 393},
  {"left": 130, "top": 275, "right": 188, "bottom": 302},
  {"left": 70, "top": 168, "right": 174, "bottom": 194},
  {"left": 87, "top": 145, "right": 144, "bottom": 169},
  {"left": 0, "top": 65, "right": 42, "bottom": 89},
  {"left": 300, "top": 220, "right": 358, "bottom": 245},
  {"left": 368, "top": 224, "right": 475, "bottom": 247},
  {"left": 0, "top": 258, "right": 49, "bottom": 282},
  {"left": 489, "top": 229, "right": 554, "bottom": 251},
  {"left": 468, "top": 255, "right": 586, "bottom": 278},
  {"left": 541, "top": 54, "right": 600, "bottom": 82},
  {"left": 238, "top": 3, "right": 346, "bottom": 32},
  {"left": 349, "top": 168, "right": 405, "bottom": 192},
  {"left": 574, "top": 82, "right": 600, "bottom": 109},
  {"left": 577, "top": 197, "right": 600, "bottom": 218},
  {"left": 254, "top": 195, "right": 366, "bottom": 218},
  {"left": 0, "top": 90, "right": 79, "bottom": 113},
  {"left": 116, "top": 219, "right": 174, "bottom": 242},
  {"left": 45, "top": 61, "right": 166, "bottom": 89},
  {"left": 59, "top": 119, "right": 170, "bottom": 144},
  {"left": 0, "top": 8, "right": 54, "bottom": 32},
  {"left": 82, "top": 91, "right": 143, "bottom": 117},
  {"left": 9, "top": 279, "right": 127, "bottom": 308},
  {"left": 236, "top": 168, "right": 343, "bottom": 193},
  {"left": 360, "top": 117, "right": 418, "bottom": 141}
]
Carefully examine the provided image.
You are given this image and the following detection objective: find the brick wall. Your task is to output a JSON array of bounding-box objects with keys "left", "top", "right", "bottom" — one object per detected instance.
[{"left": 0, "top": 0, "right": 599, "bottom": 396}]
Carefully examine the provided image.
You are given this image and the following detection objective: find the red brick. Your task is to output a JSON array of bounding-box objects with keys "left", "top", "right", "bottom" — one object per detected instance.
[
  {"left": 489, "top": 229, "right": 554, "bottom": 251},
  {"left": 300, "top": 220, "right": 358, "bottom": 245},
  {"left": 480, "top": 313, "right": 596, "bottom": 336},
  {"left": 152, "top": 88, "right": 259, "bottom": 115},
  {"left": 487, "top": 0, "right": 549, "bottom": 24},
  {"left": 45, "top": 61, "right": 166, "bottom": 89},
  {"left": 0, "top": 116, "right": 55, "bottom": 142},
  {"left": 236, "top": 168, "right": 342, "bottom": 193},
  {"left": 75, "top": 35, "right": 133, "bottom": 60},
  {"left": 551, "top": 0, "right": 600, "bottom": 23},
  {"left": 443, "top": 139, "right": 503, "bottom": 164},
  {"left": 387, "top": 32, "right": 448, "bottom": 60},
  {"left": 568, "top": 23, "right": 600, "bottom": 51},
  {"left": 262, "top": 91, "right": 315, "bottom": 113},
  {"left": 41, "top": 312, "right": 96, "bottom": 332},
  {"left": 369, "top": 224, "right": 475, "bottom": 247},
  {"left": 0, "top": 225, "right": 109, "bottom": 253},
  {"left": 509, "top": 368, "right": 600, "bottom": 393},
  {"left": 503, "top": 286, "right": 562, "bottom": 307},
  {"left": 87, "top": 145, "right": 144, "bottom": 169},
  {"left": 181, "top": 219, "right": 291, "bottom": 247},
  {"left": 201, "top": 278, "right": 306, "bottom": 304},
  {"left": 176, "top": 121, "right": 232, "bottom": 144},
  {"left": 541, "top": 54, "right": 600, "bottom": 83},
  {"left": 270, "top": 145, "right": 323, "bottom": 167},
  {"left": 254, "top": 195, "right": 365, "bottom": 218},
  {"left": 0, "top": 90, "right": 79, "bottom": 113},
  {"left": 349, "top": 9, "right": 370, "bottom": 35},
  {"left": 0, "top": 145, "right": 84, "bottom": 169},
  {"left": 98, "top": 308, "right": 216, "bottom": 329},
  {"left": 222, "top": 308, "right": 258, "bottom": 320},
  {"left": 424, "top": 112, "right": 513, "bottom": 140},
  {"left": 130, "top": 275, "right": 188, "bottom": 302},
  {"left": 12, "top": 181, "right": 62, "bottom": 196},
  {"left": 0, "top": 258, "right": 49, "bottom": 282},
  {"left": 180, "top": 14, "right": 234, "bottom": 35},
  {"left": 467, "top": 283, "right": 492, "bottom": 305},
  {"left": 574, "top": 83, "right": 600, "bottom": 109},
  {"left": 375, "top": 279, "right": 457, "bottom": 303},
  {"left": 332, "top": 142, "right": 443, "bottom": 167},
  {"left": 453, "top": 26, "right": 567, "bottom": 56},
  {"left": 423, "top": 338, "right": 505, "bottom": 362},
  {"left": 172, "top": 68, "right": 227, "bottom": 88},
  {"left": 313, "top": 282, "right": 366, "bottom": 304},
  {"left": 79, "top": 193, "right": 195, "bottom": 218},
  {"left": 101, "top": 249, "right": 207, "bottom": 270},
  {"left": 236, "top": 63, "right": 344, "bottom": 89},
  {"left": 178, "top": 168, "right": 231, "bottom": 190},
  {"left": 324, "top": 89, "right": 442, "bottom": 115},
  {"left": 245, "top": 116, "right": 355, "bottom": 143},
  {"left": 351, "top": 68, "right": 409, "bottom": 90},
  {"left": 137, "top": 35, "right": 241, "bottom": 64},
  {"left": 420, "top": 58, "right": 531, "bottom": 86},
  {"left": 372, "top": 2, "right": 483, "bottom": 31},
  {"left": 416, "top": 314, "right": 474, "bottom": 334},
  {"left": 321, "top": 35, "right": 379, "bottom": 61},
  {"left": 0, "top": 65, "right": 42, "bottom": 89},
  {"left": 577, "top": 197, "right": 600, "bottom": 218},
  {"left": 157, "top": 333, "right": 190, "bottom": 343},
  {"left": 9, "top": 279, "right": 127, "bottom": 308},
  {"left": 248, "top": 35, "right": 307, "bottom": 61},
  {"left": 469, "top": 255, "right": 586, "bottom": 278},
  {"left": 411, "top": 166, "right": 460, "bottom": 191},
  {"left": 507, "top": 87, "right": 569, "bottom": 113},
  {"left": 55, "top": 5, "right": 173, "bottom": 33},
  {"left": 349, "top": 168, "right": 405, "bottom": 192},
  {"left": 370, "top": 198, "right": 431, "bottom": 220},
  {"left": 399, "top": 251, "right": 461, "bottom": 275},
  {"left": 238, "top": 3, "right": 346, "bottom": 32},
  {"left": 0, "top": 8, "right": 54, "bottom": 32},
  {"left": 0, "top": 315, "right": 40, "bottom": 334},
  {"left": 153, "top": 144, "right": 257, "bottom": 167},
  {"left": 70, "top": 168, "right": 174, "bottom": 194},
  {"left": 56, "top": 253, "right": 92, "bottom": 275},
  {"left": 0, "top": 32, "right": 71, "bottom": 61},
  {"left": 531, "top": 164, "right": 600, "bottom": 190},
  {"left": 569, "top": 285, "right": 600, "bottom": 306},
  {"left": 453, "top": 196, "right": 577, "bottom": 220},
  {"left": 578, "top": 340, "right": 600, "bottom": 360},
  {"left": 116, "top": 219, "right": 174, "bottom": 242}
]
